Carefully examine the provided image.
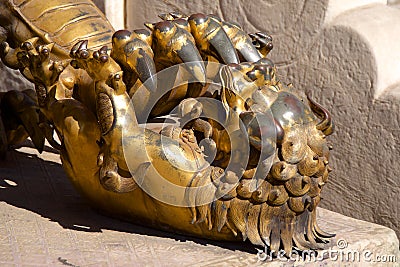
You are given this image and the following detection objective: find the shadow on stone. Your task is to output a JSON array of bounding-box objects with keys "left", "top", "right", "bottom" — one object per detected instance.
[{"left": 0, "top": 148, "right": 256, "bottom": 253}]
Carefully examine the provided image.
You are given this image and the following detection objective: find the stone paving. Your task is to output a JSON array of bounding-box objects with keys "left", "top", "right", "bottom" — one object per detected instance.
[{"left": 0, "top": 141, "right": 399, "bottom": 266}]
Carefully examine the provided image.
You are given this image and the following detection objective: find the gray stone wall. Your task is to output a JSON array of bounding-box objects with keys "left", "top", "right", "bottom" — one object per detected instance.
[
  {"left": 0, "top": 63, "right": 31, "bottom": 93},
  {"left": 92, "top": 0, "right": 105, "bottom": 13},
  {"left": 388, "top": 0, "right": 400, "bottom": 5}
]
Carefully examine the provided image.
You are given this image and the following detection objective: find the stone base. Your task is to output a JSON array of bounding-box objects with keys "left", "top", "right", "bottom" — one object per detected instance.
[{"left": 0, "top": 141, "right": 398, "bottom": 266}]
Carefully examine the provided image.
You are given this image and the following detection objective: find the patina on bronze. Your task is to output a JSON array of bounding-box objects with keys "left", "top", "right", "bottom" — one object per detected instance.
[{"left": 0, "top": 0, "right": 334, "bottom": 256}]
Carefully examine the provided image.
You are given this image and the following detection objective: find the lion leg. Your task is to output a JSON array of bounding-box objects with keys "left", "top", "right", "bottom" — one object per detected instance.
[
  {"left": 42, "top": 98, "right": 101, "bottom": 181},
  {"left": 0, "top": 89, "right": 45, "bottom": 153}
]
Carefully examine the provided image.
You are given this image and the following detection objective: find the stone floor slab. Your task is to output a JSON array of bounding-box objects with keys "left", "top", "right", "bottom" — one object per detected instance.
[{"left": 0, "top": 141, "right": 399, "bottom": 266}]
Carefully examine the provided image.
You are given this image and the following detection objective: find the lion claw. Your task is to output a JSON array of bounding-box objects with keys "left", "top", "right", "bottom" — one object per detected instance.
[{"left": 249, "top": 32, "right": 273, "bottom": 57}]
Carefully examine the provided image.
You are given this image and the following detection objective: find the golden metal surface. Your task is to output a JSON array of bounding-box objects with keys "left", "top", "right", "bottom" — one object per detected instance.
[{"left": 0, "top": 6, "right": 335, "bottom": 256}]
